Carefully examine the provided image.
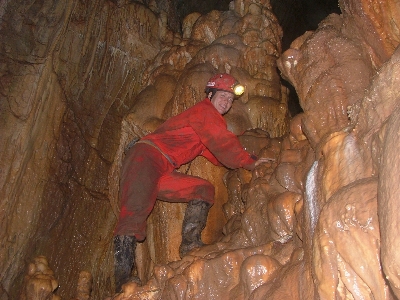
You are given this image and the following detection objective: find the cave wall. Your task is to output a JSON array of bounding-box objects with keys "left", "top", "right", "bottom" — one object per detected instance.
[
  {"left": 0, "top": 0, "right": 288, "bottom": 298},
  {"left": 0, "top": 0, "right": 165, "bottom": 298},
  {"left": 276, "top": 0, "right": 400, "bottom": 298}
]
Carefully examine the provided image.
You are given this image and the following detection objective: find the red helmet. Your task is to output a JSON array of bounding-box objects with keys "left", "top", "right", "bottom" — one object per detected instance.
[{"left": 205, "top": 73, "right": 245, "bottom": 96}]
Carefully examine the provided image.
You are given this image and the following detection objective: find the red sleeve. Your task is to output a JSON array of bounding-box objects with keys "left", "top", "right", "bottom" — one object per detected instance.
[{"left": 190, "top": 101, "right": 256, "bottom": 169}]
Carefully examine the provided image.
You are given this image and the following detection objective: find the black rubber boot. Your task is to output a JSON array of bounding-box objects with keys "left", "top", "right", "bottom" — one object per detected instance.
[
  {"left": 179, "top": 199, "right": 211, "bottom": 258},
  {"left": 114, "top": 235, "right": 137, "bottom": 292}
]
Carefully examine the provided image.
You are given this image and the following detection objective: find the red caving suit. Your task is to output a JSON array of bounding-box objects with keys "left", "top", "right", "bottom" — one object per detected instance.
[{"left": 115, "top": 98, "right": 256, "bottom": 241}]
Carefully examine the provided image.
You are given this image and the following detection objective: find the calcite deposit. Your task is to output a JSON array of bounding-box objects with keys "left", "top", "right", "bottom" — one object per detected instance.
[
  {"left": 276, "top": 0, "right": 400, "bottom": 298},
  {"left": 19, "top": 256, "right": 60, "bottom": 300},
  {"left": 2, "top": 0, "right": 400, "bottom": 299}
]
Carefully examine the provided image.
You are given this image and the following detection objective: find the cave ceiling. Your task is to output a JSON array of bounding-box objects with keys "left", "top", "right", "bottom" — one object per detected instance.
[{"left": 170, "top": 0, "right": 340, "bottom": 50}]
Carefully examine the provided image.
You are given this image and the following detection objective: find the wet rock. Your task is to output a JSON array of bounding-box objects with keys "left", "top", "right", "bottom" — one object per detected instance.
[{"left": 20, "top": 256, "right": 60, "bottom": 300}]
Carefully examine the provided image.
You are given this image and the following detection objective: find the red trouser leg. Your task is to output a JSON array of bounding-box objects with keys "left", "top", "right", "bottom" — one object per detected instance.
[
  {"left": 114, "top": 143, "right": 172, "bottom": 240},
  {"left": 157, "top": 171, "right": 215, "bottom": 205},
  {"left": 114, "top": 143, "right": 215, "bottom": 241}
]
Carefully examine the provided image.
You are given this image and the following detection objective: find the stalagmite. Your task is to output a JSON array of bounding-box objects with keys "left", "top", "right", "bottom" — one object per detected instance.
[{"left": 20, "top": 256, "right": 60, "bottom": 300}]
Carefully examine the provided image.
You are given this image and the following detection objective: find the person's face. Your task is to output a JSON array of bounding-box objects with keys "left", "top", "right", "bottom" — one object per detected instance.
[{"left": 210, "top": 90, "right": 234, "bottom": 115}]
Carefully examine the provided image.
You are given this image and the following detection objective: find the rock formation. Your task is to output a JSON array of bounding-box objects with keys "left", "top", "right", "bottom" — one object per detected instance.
[{"left": 1, "top": 0, "right": 400, "bottom": 299}]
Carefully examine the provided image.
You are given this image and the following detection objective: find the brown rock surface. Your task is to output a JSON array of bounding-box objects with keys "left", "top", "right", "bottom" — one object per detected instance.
[
  {"left": 1, "top": 0, "right": 163, "bottom": 298},
  {"left": 20, "top": 256, "right": 60, "bottom": 300},
  {"left": 276, "top": 0, "right": 400, "bottom": 299},
  {"left": 313, "top": 178, "right": 390, "bottom": 299}
]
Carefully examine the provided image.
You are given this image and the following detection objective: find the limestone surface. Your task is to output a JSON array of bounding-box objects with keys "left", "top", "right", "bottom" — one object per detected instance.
[{"left": 2, "top": 0, "right": 400, "bottom": 299}]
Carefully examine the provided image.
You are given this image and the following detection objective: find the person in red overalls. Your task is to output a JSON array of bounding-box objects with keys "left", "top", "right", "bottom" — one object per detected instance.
[{"left": 113, "top": 73, "right": 269, "bottom": 292}]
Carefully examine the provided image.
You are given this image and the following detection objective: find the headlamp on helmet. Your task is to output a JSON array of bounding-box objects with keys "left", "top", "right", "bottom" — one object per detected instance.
[{"left": 232, "top": 83, "right": 245, "bottom": 96}]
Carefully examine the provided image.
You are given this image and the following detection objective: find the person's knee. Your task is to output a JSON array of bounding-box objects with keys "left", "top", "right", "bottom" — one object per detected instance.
[{"left": 194, "top": 182, "right": 215, "bottom": 205}]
